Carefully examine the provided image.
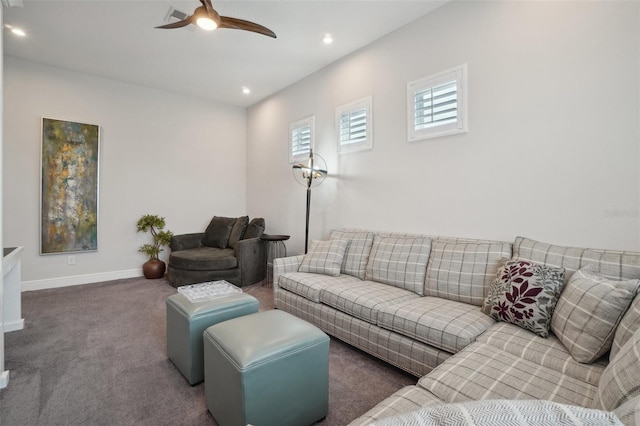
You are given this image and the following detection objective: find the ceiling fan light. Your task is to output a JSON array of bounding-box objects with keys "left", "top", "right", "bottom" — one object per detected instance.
[{"left": 196, "top": 17, "right": 218, "bottom": 31}]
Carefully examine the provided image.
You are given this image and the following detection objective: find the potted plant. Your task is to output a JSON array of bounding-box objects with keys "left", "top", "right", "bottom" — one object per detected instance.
[{"left": 136, "top": 214, "right": 173, "bottom": 279}]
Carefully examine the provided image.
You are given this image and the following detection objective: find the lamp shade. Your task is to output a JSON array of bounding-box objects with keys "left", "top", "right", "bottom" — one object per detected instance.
[{"left": 292, "top": 150, "right": 327, "bottom": 189}]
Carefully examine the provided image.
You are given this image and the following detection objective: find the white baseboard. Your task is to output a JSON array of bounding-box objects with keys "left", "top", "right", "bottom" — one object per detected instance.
[
  {"left": 4, "top": 319, "right": 24, "bottom": 332},
  {"left": 0, "top": 370, "right": 9, "bottom": 389},
  {"left": 21, "top": 269, "right": 143, "bottom": 292}
]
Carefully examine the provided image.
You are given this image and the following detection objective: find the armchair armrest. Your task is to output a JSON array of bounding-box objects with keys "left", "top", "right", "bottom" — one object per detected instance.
[
  {"left": 273, "top": 255, "right": 305, "bottom": 293},
  {"left": 170, "top": 233, "right": 203, "bottom": 252},
  {"left": 235, "top": 238, "right": 267, "bottom": 286}
]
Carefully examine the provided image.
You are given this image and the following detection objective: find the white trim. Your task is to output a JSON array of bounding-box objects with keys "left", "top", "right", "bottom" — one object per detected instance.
[
  {"left": 407, "top": 64, "right": 468, "bottom": 142},
  {"left": 336, "top": 96, "right": 373, "bottom": 154},
  {"left": 0, "top": 370, "right": 8, "bottom": 390},
  {"left": 21, "top": 268, "right": 142, "bottom": 292},
  {"left": 4, "top": 318, "right": 24, "bottom": 333},
  {"left": 289, "top": 116, "right": 314, "bottom": 163}
]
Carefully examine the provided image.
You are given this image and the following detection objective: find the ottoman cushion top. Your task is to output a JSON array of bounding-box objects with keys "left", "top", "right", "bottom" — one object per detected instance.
[
  {"left": 205, "top": 310, "right": 328, "bottom": 370},
  {"left": 167, "top": 293, "right": 258, "bottom": 319}
]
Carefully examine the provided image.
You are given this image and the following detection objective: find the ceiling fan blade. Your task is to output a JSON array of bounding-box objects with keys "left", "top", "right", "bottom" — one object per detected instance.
[
  {"left": 219, "top": 16, "right": 276, "bottom": 38},
  {"left": 155, "top": 17, "right": 193, "bottom": 29},
  {"left": 199, "top": 0, "right": 214, "bottom": 14},
  {"left": 198, "top": 0, "right": 220, "bottom": 21}
]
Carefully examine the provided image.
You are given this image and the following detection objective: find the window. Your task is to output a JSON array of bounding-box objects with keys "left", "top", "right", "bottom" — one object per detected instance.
[
  {"left": 289, "top": 116, "right": 314, "bottom": 163},
  {"left": 336, "top": 96, "right": 372, "bottom": 154},
  {"left": 407, "top": 64, "right": 467, "bottom": 142}
]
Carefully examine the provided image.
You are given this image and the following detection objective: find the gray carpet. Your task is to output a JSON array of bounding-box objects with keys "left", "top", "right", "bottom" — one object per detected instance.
[{"left": 1, "top": 277, "right": 415, "bottom": 425}]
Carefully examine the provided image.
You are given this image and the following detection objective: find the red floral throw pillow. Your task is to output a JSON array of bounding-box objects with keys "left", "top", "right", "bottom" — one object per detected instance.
[{"left": 482, "top": 259, "right": 566, "bottom": 338}]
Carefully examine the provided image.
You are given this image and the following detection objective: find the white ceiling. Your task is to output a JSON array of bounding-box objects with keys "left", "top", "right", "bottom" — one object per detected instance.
[{"left": 4, "top": 1, "right": 445, "bottom": 107}]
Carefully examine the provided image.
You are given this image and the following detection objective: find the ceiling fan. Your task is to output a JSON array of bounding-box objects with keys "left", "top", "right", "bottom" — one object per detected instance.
[{"left": 156, "top": 0, "right": 276, "bottom": 39}]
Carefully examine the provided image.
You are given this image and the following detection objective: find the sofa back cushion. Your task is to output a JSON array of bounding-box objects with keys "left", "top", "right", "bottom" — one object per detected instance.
[
  {"left": 611, "top": 293, "right": 640, "bottom": 360},
  {"left": 513, "top": 236, "right": 640, "bottom": 282},
  {"left": 365, "top": 235, "right": 431, "bottom": 295},
  {"left": 551, "top": 268, "right": 640, "bottom": 364},
  {"left": 424, "top": 239, "right": 512, "bottom": 306},
  {"left": 597, "top": 326, "right": 640, "bottom": 411},
  {"left": 330, "top": 229, "right": 374, "bottom": 280},
  {"left": 243, "top": 218, "right": 265, "bottom": 239},
  {"left": 202, "top": 216, "right": 237, "bottom": 248},
  {"left": 228, "top": 216, "right": 249, "bottom": 249}
]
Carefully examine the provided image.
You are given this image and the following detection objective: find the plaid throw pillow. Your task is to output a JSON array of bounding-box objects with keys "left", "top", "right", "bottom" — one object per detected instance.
[
  {"left": 482, "top": 259, "right": 565, "bottom": 338},
  {"left": 330, "top": 229, "right": 374, "bottom": 280},
  {"left": 298, "top": 239, "right": 348, "bottom": 277},
  {"left": 551, "top": 268, "right": 640, "bottom": 364}
]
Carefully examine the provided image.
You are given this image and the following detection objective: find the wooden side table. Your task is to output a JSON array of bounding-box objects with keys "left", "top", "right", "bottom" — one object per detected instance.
[{"left": 260, "top": 234, "right": 290, "bottom": 287}]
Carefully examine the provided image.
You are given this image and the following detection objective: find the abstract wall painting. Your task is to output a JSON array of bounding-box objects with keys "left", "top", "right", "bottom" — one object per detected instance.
[{"left": 41, "top": 118, "right": 100, "bottom": 254}]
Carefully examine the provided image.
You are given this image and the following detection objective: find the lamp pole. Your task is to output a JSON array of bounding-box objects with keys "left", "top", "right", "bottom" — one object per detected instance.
[
  {"left": 292, "top": 149, "right": 326, "bottom": 255},
  {"left": 304, "top": 150, "right": 315, "bottom": 254}
]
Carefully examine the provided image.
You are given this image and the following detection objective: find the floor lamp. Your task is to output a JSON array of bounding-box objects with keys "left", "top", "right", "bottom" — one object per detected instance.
[{"left": 292, "top": 150, "right": 327, "bottom": 253}]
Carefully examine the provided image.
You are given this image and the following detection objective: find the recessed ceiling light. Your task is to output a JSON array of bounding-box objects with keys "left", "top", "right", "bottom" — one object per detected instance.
[
  {"left": 322, "top": 34, "right": 333, "bottom": 45},
  {"left": 242, "top": 87, "right": 251, "bottom": 95}
]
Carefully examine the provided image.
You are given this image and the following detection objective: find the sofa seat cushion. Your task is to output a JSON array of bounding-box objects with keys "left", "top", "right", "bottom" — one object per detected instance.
[
  {"left": 477, "top": 322, "right": 606, "bottom": 386},
  {"left": 348, "top": 385, "right": 443, "bottom": 426},
  {"left": 377, "top": 297, "right": 495, "bottom": 354},
  {"left": 319, "top": 281, "right": 420, "bottom": 324},
  {"left": 279, "top": 272, "right": 362, "bottom": 303},
  {"left": 170, "top": 247, "right": 237, "bottom": 271},
  {"left": 418, "top": 341, "right": 597, "bottom": 408}
]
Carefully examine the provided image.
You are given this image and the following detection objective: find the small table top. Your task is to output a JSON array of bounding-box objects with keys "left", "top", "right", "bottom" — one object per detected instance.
[{"left": 260, "top": 234, "right": 290, "bottom": 242}]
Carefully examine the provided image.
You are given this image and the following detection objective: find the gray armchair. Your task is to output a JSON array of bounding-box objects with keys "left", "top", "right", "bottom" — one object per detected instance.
[{"left": 167, "top": 216, "right": 266, "bottom": 288}]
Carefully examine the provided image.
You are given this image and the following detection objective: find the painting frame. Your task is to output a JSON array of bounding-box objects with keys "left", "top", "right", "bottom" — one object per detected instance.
[{"left": 40, "top": 117, "right": 100, "bottom": 255}]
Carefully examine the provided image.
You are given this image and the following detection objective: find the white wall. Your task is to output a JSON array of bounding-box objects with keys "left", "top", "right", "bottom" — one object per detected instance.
[
  {"left": 247, "top": 1, "right": 640, "bottom": 254},
  {"left": 4, "top": 57, "right": 247, "bottom": 287}
]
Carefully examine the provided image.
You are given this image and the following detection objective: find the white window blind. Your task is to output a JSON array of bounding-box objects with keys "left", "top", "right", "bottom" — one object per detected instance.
[
  {"left": 289, "top": 116, "right": 314, "bottom": 163},
  {"left": 336, "top": 96, "right": 372, "bottom": 154},
  {"left": 414, "top": 80, "right": 457, "bottom": 129},
  {"left": 291, "top": 126, "right": 311, "bottom": 156},
  {"left": 407, "top": 64, "right": 467, "bottom": 142}
]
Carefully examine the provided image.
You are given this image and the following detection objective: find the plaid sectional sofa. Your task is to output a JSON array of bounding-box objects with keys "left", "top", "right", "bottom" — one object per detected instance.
[{"left": 273, "top": 228, "right": 640, "bottom": 425}]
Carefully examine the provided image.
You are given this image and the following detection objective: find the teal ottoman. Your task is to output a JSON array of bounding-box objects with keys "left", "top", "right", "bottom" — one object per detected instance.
[
  {"left": 166, "top": 292, "right": 259, "bottom": 385},
  {"left": 203, "top": 310, "right": 330, "bottom": 426}
]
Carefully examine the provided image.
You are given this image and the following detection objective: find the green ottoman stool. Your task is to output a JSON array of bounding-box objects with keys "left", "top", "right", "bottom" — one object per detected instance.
[
  {"left": 166, "top": 292, "right": 259, "bottom": 385},
  {"left": 203, "top": 310, "right": 330, "bottom": 426}
]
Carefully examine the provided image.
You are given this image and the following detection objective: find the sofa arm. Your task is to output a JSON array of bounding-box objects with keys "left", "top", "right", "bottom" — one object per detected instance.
[
  {"left": 235, "top": 238, "right": 267, "bottom": 286},
  {"left": 273, "top": 255, "right": 305, "bottom": 292},
  {"left": 170, "top": 233, "right": 203, "bottom": 251}
]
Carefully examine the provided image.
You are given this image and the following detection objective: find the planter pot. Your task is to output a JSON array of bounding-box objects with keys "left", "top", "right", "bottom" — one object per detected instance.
[{"left": 143, "top": 259, "right": 166, "bottom": 279}]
